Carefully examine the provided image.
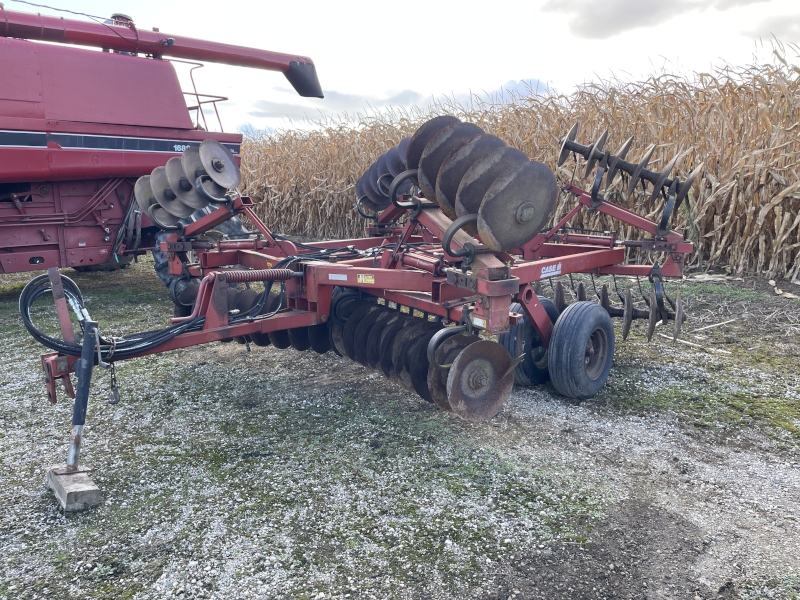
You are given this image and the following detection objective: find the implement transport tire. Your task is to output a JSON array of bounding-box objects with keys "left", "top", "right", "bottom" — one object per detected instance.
[
  {"left": 548, "top": 301, "right": 614, "bottom": 400},
  {"left": 499, "top": 299, "right": 559, "bottom": 386}
]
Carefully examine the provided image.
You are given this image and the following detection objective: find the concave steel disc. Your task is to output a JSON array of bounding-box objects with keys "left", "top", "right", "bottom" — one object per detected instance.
[
  {"left": 436, "top": 134, "right": 506, "bottom": 219},
  {"left": 446, "top": 340, "right": 515, "bottom": 423},
  {"left": 250, "top": 290, "right": 279, "bottom": 347},
  {"left": 356, "top": 176, "right": 380, "bottom": 213},
  {"left": 361, "top": 168, "right": 386, "bottom": 207},
  {"left": 266, "top": 291, "right": 292, "bottom": 349},
  {"left": 427, "top": 333, "right": 480, "bottom": 412},
  {"left": 150, "top": 166, "right": 194, "bottom": 218},
  {"left": 307, "top": 323, "right": 331, "bottom": 354},
  {"left": 386, "top": 144, "right": 406, "bottom": 177},
  {"left": 368, "top": 161, "right": 389, "bottom": 202},
  {"left": 406, "top": 115, "right": 460, "bottom": 171},
  {"left": 391, "top": 321, "right": 429, "bottom": 377},
  {"left": 329, "top": 297, "right": 361, "bottom": 357},
  {"left": 232, "top": 288, "right": 259, "bottom": 344},
  {"left": 342, "top": 303, "right": 379, "bottom": 360},
  {"left": 288, "top": 327, "right": 311, "bottom": 351},
  {"left": 477, "top": 161, "right": 558, "bottom": 252},
  {"left": 378, "top": 316, "right": 412, "bottom": 378},
  {"left": 365, "top": 312, "right": 399, "bottom": 368},
  {"left": 353, "top": 307, "right": 388, "bottom": 365},
  {"left": 182, "top": 146, "right": 227, "bottom": 200},
  {"left": 165, "top": 156, "right": 209, "bottom": 210},
  {"left": 399, "top": 325, "right": 441, "bottom": 392},
  {"left": 408, "top": 329, "right": 442, "bottom": 403},
  {"left": 418, "top": 122, "right": 484, "bottom": 211},
  {"left": 199, "top": 139, "right": 241, "bottom": 189},
  {"left": 147, "top": 205, "right": 182, "bottom": 228},
  {"left": 455, "top": 147, "right": 528, "bottom": 217},
  {"left": 397, "top": 137, "right": 410, "bottom": 169},
  {"left": 375, "top": 153, "right": 393, "bottom": 196},
  {"left": 134, "top": 176, "right": 158, "bottom": 213}
]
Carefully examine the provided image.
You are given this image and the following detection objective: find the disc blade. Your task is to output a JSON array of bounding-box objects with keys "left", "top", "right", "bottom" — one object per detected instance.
[
  {"left": 397, "top": 137, "right": 410, "bottom": 170},
  {"left": 375, "top": 153, "right": 392, "bottom": 196},
  {"left": 606, "top": 136, "right": 633, "bottom": 188},
  {"left": 307, "top": 323, "right": 331, "bottom": 354},
  {"left": 378, "top": 316, "right": 412, "bottom": 377},
  {"left": 165, "top": 156, "right": 209, "bottom": 210},
  {"left": 406, "top": 116, "right": 461, "bottom": 171},
  {"left": 455, "top": 147, "right": 528, "bottom": 217},
  {"left": 134, "top": 176, "right": 157, "bottom": 213},
  {"left": 676, "top": 163, "right": 704, "bottom": 205},
  {"left": 386, "top": 143, "right": 406, "bottom": 177},
  {"left": 583, "top": 129, "right": 608, "bottom": 179},
  {"left": 368, "top": 161, "right": 389, "bottom": 201},
  {"left": 649, "top": 154, "right": 680, "bottom": 202},
  {"left": 391, "top": 321, "right": 429, "bottom": 377},
  {"left": 446, "top": 340, "right": 514, "bottom": 423},
  {"left": 366, "top": 312, "right": 400, "bottom": 368},
  {"left": 427, "top": 333, "right": 480, "bottom": 411},
  {"left": 199, "top": 139, "right": 241, "bottom": 189},
  {"left": 622, "top": 287, "right": 633, "bottom": 341},
  {"left": 554, "top": 281, "right": 566, "bottom": 313},
  {"left": 182, "top": 146, "right": 205, "bottom": 181},
  {"left": 477, "top": 161, "right": 558, "bottom": 251},
  {"left": 343, "top": 303, "right": 379, "bottom": 360},
  {"left": 286, "top": 327, "right": 310, "bottom": 351},
  {"left": 250, "top": 290, "right": 279, "bottom": 347},
  {"left": 627, "top": 144, "right": 656, "bottom": 198},
  {"left": 148, "top": 205, "right": 181, "bottom": 228},
  {"left": 353, "top": 306, "right": 388, "bottom": 365},
  {"left": 418, "top": 122, "right": 484, "bottom": 209},
  {"left": 409, "top": 329, "right": 442, "bottom": 403},
  {"left": 436, "top": 134, "right": 506, "bottom": 219},
  {"left": 232, "top": 288, "right": 259, "bottom": 344},
  {"left": 557, "top": 122, "right": 579, "bottom": 167},
  {"left": 150, "top": 166, "right": 194, "bottom": 217}
]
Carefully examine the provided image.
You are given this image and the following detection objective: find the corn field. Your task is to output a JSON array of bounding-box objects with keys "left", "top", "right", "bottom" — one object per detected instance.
[{"left": 241, "top": 49, "right": 800, "bottom": 280}]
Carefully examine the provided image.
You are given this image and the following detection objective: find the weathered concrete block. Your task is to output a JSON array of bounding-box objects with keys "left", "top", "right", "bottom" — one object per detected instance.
[{"left": 46, "top": 466, "right": 102, "bottom": 512}]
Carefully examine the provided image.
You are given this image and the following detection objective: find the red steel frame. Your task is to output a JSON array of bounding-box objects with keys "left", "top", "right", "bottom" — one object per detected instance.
[{"left": 39, "top": 183, "right": 693, "bottom": 401}]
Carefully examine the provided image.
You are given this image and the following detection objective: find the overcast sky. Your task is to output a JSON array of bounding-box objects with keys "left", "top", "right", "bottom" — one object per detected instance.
[{"left": 9, "top": 0, "right": 800, "bottom": 132}]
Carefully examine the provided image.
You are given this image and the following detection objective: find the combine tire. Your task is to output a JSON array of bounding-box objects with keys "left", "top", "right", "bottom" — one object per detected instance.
[{"left": 548, "top": 301, "right": 614, "bottom": 400}]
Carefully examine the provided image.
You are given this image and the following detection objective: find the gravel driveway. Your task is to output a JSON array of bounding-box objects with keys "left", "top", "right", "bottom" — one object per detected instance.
[{"left": 0, "top": 262, "right": 798, "bottom": 599}]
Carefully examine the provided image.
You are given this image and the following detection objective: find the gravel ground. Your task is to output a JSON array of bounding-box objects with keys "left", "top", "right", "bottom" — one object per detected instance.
[{"left": 0, "top": 261, "right": 798, "bottom": 600}]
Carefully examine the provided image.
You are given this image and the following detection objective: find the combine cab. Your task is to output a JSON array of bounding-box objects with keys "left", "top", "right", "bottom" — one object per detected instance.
[{"left": 0, "top": 8, "right": 321, "bottom": 273}]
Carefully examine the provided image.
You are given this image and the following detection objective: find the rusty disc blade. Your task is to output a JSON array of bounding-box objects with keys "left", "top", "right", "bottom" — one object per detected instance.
[
  {"left": 378, "top": 316, "right": 412, "bottom": 377},
  {"left": 583, "top": 129, "right": 608, "bottom": 179},
  {"left": 436, "top": 134, "right": 506, "bottom": 220},
  {"left": 427, "top": 333, "right": 481, "bottom": 411},
  {"left": 386, "top": 143, "right": 406, "bottom": 177},
  {"left": 646, "top": 288, "right": 659, "bottom": 342},
  {"left": 418, "top": 122, "right": 484, "bottom": 209},
  {"left": 455, "top": 147, "right": 528, "bottom": 217},
  {"left": 406, "top": 116, "right": 461, "bottom": 171},
  {"left": 409, "top": 329, "right": 443, "bottom": 403},
  {"left": 368, "top": 161, "right": 390, "bottom": 202},
  {"left": 329, "top": 295, "right": 360, "bottom": 356},
  {"left": 199, "top": 139, "right": 241, "bottom": 189},
  {"left": 165, "top": 156, "right": 209, "bottom": 210},
  {"left": 622, "top": 287, "right": 633, "bottom": 341},
  {"left": 353, "top": 306, "right": 388, "bottom": 365},
  {"left": 366, "top": 312, "right": 400, "bottom": 368},
  {"left": 307, "top": 323, "right": 331, "bottom": 354},
  {"left": 391, "top": 321, "right": 429, "bottom": 377},
  {"left": 649, "top": 154, "right": 680, "bottom": 202},
  {"left": 343, "top": 303, "right": 379, "bottom": 360},
  {"left": 627, "top": 144, "right": 656, "bottom": 198},
  {"left": 606, "top": 136, "right": 633, "bottom": 188},
  {"left": 150, "top": 166, "right": 195, "bottom": 218},
  {"left": 557, "top": 122, "right": 579, "bottom": 167},
  {"left": 288, "top": 327, "right": 311, "bottom": 351},
  {"left": 673, "top": 290, "right": 685, "bottom": 341},
  {"left": 232, "top": 288, "right": 259, "bottom": 344},
  {"left": 446, "top": 340, "right": 514, "bottom": 423},
  {"left": 676, "top": 163, "right": 704, "bottom": 205},
  {"left": 554, "top": 281, "right": 566, "bottom": 313},
  {"left": 477, "top": 161, "right": 558, "bottom": 252},
  {"left": 599, "top": 283, "right": 611, "bottom": 312}
]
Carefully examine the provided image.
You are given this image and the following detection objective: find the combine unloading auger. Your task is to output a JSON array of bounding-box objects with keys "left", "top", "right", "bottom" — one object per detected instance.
[{"left": 21, "top": 117, "right": 699, "bottom": 509}]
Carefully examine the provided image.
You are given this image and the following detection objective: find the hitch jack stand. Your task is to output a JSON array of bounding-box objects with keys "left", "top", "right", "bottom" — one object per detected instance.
[{"left": 46, "top": 314, "right": 102, "bottom": 511}]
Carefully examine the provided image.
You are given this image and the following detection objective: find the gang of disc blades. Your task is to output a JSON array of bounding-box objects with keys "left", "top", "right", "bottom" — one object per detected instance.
[
  {"left": 365, "top": 312, "right": 398, "bottom": 368},
  {"left": 147, "top": 204, "right": 182, "bottom": 228},
  {"left": 150, "top": 166, "right": 194, "bottom": 218},
  {"left": 165, "top": 156, "right": 209, "bottom": 209},
  {"left": 405, "top": 115, "right": 461, "bottom": 171},
  {"left": 182, "top": 146, "right": 227, "bottom": 200},
  {"left": 329, "top": 297, "right": 361, "bottom": 357},
  {"left": 394, "top": 327, "right": 429, "bottom": 391},
  {"left": 386, "top": 144, "right": 406, "bottom": 177},
  {"left": 375, "top": 153, "right": 393, "bottom": 195},
  {"left": 232, "top": 288, "right": 259, "bottom": 344},
  {"left": 265, "top": 291, "right": 291, "bottom": 349},
  {"left": 417, "top": 122, "right": 484, "bottom": 210},
  {"left": 378, "top": 316, "right": 411, "bottom": 377},
  {"left": 408, "top": 329, "right": 442, "bottom": 403},
  {"left": 477, "top": 160, "right": 558, "bottom": 252},
  {"left": 288, "top": 327, "right": 311, "bottom": 351},
  {"left": 199, "top": 139, "right": 241, "bottom": 189},
  {"left": 455, "top": 146, "right": 528, "bottom": 217},
  {"left": 353, "top": 307, "right": 387, "bottom": 365},
  {"left": 436, "top": 134, "right": 506, "bottom": 218},
  {"left": 342, "top": 303, "right": 379, "bottom": 360},
  {"left": 427, "top": 333, "right": 480, "bottom": 412},
  {"left": 605, "top": 136, "right": 634, "bottom": 188},
  {"left": 399, "top": 325, "right": 440, "bottom": 392},
  {"left": 396, "top": 137, "right": 410, "bottom": 169},
  {"left": 446, "top": 340, "right": 514, "bottom": 423},
  {"left": 368, "top": 161, "right": 389, "bottom": 203},
  {"left": 307, "top": 323, "right": 331, "bottom": 354},
  {"left": 361, "top": 168, "right": 386, "bottom": 207}
]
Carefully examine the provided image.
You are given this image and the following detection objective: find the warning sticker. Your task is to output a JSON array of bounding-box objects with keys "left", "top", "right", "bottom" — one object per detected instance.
[
  {"left": 357, "top": 274, "right": 375, "bottom": 284},
  {"left": 328, "top": 273, "right": 348, "bottom": 281}
]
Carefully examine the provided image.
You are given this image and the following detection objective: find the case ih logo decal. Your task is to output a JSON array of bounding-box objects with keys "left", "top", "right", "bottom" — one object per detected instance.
[{"left": 540, "top": 262, "right": 562, "bottom": 278}]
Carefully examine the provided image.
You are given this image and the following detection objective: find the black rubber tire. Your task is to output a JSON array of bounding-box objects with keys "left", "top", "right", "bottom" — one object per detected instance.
[
  {"left": 548, "top": 301, "right": 614, "bottom": 400},
  {"left": 499, "top": 299, "right": 559, "bottom": 386}
]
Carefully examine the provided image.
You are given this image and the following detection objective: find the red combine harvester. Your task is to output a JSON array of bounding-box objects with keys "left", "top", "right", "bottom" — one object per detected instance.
[{"left": 0, "top": 7, "right": 322, "bottom": 274}]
